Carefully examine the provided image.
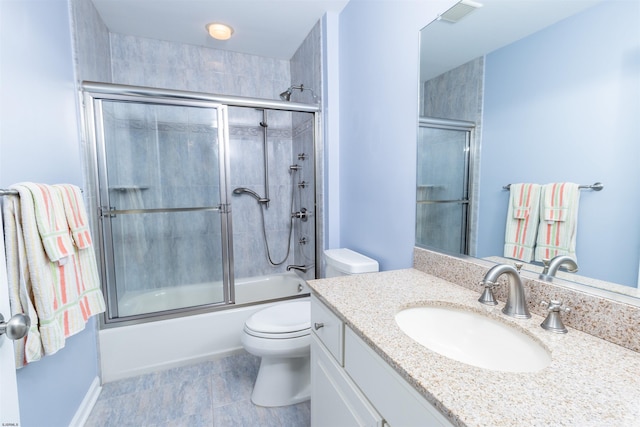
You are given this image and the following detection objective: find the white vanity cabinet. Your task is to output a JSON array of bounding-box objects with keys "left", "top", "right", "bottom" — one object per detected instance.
[
  {"left": 311, "top": 295, "right": 384, "bottom": 427},
  {"left": 310, "top": 295, "right": 453, "bottom": 427}
]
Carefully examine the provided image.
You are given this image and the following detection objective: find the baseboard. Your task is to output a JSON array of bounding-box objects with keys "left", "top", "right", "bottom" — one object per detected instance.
[{"left": 68, "top": 376, "right": 102, "bottom": 427}]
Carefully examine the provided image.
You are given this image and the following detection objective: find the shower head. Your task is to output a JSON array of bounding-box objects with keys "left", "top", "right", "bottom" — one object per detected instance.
[
  {"left": 279, "top": 84, "right": 319, "bottom": 103},
  {"left": 232, "top": 187, "right": 270, "bottom": 204},
  {"left": 279, "top": 88, "right": 293, "bottom": 102}
]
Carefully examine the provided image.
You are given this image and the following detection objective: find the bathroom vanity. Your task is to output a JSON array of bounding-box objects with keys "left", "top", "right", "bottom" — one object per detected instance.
[
  {"left": 310, "top": 294, "right": 451, "bottom": 426},
  {"left": 308, "top": 263, "right": 640, "bottom": 426}
]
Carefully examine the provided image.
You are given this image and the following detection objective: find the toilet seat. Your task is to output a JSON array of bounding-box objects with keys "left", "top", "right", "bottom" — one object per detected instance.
[{"left": 244, "top": 300, "right": 310, "bottom": 339}]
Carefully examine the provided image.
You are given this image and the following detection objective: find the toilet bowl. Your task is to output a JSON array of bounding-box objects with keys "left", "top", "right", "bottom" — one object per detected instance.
[
  {"left": 241, "top": 299, "right": 311, "bottom": 407},
  {"left": 241, "top": 248, "right": 379, "bottom": 408}
]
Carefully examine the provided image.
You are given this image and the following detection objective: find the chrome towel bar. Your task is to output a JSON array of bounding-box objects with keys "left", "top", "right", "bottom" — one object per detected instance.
[{"left": 503, "top": 182, "right": 603, "bottom": 191}]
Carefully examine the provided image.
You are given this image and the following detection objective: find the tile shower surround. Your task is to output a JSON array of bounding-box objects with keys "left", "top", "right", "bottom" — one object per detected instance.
[
  {"left": 104, "top": 105, "right": 316, "bottom": 296},
  {"left": 100, "top": 25, "right": 321, "bottom": 293},
  {"left": 109, "top": 32, "right": 292, "bottom": 106},
  {"left": 414, "top": 246, "right": 640, "bottom": 353},
  {"left": 228, "top": 108, "right": 317, "bottom": 279}
]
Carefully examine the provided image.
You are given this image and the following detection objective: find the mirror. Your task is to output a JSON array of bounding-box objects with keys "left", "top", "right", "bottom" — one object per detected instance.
[{"left": 418, "top": 0, "right": 640, "bottom": 300}]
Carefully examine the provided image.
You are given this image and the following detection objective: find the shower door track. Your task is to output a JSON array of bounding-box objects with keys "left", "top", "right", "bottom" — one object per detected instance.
[
  {"left": 82, "top": 81, "right": 320, "bottom": 113},
  {"left": 103, "top": 207, "right": 222, "bottom": 216}
]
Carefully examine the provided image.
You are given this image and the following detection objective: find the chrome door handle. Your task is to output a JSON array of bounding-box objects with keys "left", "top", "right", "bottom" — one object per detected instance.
[{"left": 0, "top": 313, "right": 30, "bottom": 340}]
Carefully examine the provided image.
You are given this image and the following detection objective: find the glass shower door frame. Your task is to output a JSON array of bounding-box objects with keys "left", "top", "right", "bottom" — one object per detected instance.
[{"left": 86, "top": 92, "right": 234, "bottom": 324}]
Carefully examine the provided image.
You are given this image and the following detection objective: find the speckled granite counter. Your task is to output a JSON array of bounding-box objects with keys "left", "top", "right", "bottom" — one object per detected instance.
[{"left": 309, "top": 269, "right": 640, "bottom": 427}]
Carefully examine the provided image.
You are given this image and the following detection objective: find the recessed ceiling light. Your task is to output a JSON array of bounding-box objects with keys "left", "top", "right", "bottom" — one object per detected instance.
[{"left": 206, "top": 22, "right": 234, "bottom": 40}]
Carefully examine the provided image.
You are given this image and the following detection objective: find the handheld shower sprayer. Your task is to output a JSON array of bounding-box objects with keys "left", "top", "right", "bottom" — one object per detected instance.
[{"left": 233, "top": 187, "right": 270, "bottom": 204}]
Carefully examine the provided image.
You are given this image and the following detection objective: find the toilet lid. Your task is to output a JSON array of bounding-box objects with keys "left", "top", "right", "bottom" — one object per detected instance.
[{"left": 245, "top": 300, "right": 310, "bottom": 334}]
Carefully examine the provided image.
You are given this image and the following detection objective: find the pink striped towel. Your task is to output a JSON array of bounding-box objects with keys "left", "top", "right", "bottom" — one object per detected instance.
[
  {"left": 535, "top": 183, "right": 580, "bottom": 262},
  {"left": 18, "top": 182, "right": 74, "bottom": 264},
  {"left": 54, "top": 184, "right": 92, "bottom": 249},
  {"left": 503, "top": 183, "right": 541, "bottom": 262},
  {"left": 5, "top": 183, "right": 105, "bottom": 363}
]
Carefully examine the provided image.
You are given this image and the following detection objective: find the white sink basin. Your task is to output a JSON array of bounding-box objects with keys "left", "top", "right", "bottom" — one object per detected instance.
[{"left": 395, "top": 305, "right": 551, "bottom": 372}]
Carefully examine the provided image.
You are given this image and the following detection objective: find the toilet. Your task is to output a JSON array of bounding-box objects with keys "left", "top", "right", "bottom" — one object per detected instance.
[
  {"left": 241, "top": 248, "right": 379, "bottom": 407},
  {"left": 323, "top": 248, "right": 380, "bottom": 278}
]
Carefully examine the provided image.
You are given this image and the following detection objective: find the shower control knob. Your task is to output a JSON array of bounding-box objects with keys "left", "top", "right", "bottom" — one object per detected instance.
[
  {"left": 292, "top": 208, "right": 309, "bottom": 222},
  {"left": 0, "top": 312, "right": 31, "bottom": 341}
]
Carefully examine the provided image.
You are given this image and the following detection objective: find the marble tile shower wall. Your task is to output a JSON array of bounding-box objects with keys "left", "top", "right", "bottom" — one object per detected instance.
[
  {"left": 290, "top": 21, "right": 322, "bottom": 105},
  {"left": 103, "top": 103, "right": 223, "bottom": 294},
  {"left": 106, "top": 27, "right": 322, "bottom": 283},
  {"left": 228, "top": 107, "right": 299, "bottom": 278},
  {"left": 110, "top": 33, "right": 292, "bottom": 100},
  {"left": 70, "top": 0, "right": 111, "bottom": 83},
  {"left": 292, "top": 115, "right": 316, "bottom": 277},
  {"left": 291, "top": 21, "right": 322, "bottom": 277}
]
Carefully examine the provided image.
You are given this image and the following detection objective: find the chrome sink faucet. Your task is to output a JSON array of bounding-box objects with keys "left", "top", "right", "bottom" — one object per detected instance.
[
  {"left": 539, "top": 255, "right": 578, "bottom": 282},
  {"left": 479, "top": 263, "right": 531, "bottom": 319}
]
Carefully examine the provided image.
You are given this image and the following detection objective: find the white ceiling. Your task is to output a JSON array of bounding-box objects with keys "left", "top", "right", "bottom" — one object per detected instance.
[
  {"left": 420, "top": 0, "right": 604, "bottom": 81},
  {"left": 90, "top": 0, "right": 605, "bottom": 76},
  {"left": 91, "top": 0, "right": 350, "bottom": 60}
]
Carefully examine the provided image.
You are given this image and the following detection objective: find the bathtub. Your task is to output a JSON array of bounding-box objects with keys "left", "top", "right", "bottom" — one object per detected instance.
[
  {"left": 118, "top": 272, "right": 308, "bottom": 317},
  {"left": 99, "top": 272, "right": 310, "bottom": 382}
]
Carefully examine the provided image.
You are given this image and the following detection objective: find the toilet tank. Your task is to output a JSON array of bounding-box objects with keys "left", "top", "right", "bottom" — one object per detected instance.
[{"left": 324, "top": 248, "right": 379, "bottom": 278}]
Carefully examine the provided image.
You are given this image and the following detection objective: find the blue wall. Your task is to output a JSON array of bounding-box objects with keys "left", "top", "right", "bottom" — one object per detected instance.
[
  {"left": 337, "top": 0, "right": 453, "bottom": 271},
  {"left": 477, "top": 1, "right": 640, "bottom": 286},
  {"left": 0, "top": 1, "right": 100, "bottom": 425}
]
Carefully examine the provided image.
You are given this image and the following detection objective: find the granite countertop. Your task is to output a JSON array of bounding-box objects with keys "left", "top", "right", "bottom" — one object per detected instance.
[{"left": 308, "top": 269, "right": 640, "bottom": 427}]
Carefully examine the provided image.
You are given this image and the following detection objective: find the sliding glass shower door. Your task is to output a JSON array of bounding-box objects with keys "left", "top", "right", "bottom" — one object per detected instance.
[{"left": 93, "top": 97, "right": 232, "bottom": 321}]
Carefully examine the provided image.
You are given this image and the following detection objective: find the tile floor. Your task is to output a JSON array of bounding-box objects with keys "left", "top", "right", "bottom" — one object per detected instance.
[{"left": 85, "top": 352, "right": 310, "bottom": 427}]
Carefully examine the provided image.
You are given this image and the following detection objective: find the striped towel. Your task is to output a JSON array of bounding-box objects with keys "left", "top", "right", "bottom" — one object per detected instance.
[
  {"left": 503, "top": 183, "right": 541, "bottom": 262},
  {"left": 54, "top": 184, "right": 92, "bottom": 249},
  {"left": 535, "top": 183, "right": 580, "bottom": 262},
  {"left": 5, "top": 183, "right": 105, "bottom": 363},
  {"left": 19, "top": 182, "right": 74, "bottom": 264},
  {"left": 54, "top": 184, "right": 105, "bottom": 325},
  {"left": 2, "top": 198, "right": 44, "bottom": 367}
]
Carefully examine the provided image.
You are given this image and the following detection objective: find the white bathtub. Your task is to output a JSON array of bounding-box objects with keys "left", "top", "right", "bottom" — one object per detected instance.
[
  {"left": 118, "top": 272, "right": 308, "bottom": 317},
  {"left": 99, "top": 272, "right": 310, "bottom": 382}
]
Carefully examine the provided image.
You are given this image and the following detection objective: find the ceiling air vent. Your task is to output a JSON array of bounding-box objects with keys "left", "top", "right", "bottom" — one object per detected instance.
[{"left": 437, "top": 0, "right": 483, "bottom": 23}]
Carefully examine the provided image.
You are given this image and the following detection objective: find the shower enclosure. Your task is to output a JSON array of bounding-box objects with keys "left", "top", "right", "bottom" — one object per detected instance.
[{"left": 82, "top": 82, "right": 319, "bottom": 325}]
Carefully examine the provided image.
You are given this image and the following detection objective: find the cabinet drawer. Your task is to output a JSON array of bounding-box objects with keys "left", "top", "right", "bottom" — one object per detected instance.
[
  {"left": 311, "top": 294, "right": 344, "bottom": 364},
  {"left": 345, "top": 327, "right": 453, "bottom": 427},
  {"left": 311, "top": 334, "right": 383, "bottom": 427}
]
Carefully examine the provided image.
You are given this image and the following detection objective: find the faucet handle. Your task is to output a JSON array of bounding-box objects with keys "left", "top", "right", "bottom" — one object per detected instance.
[
  {"left": 478, "top": 280, "right": 499, "bottom": 306},
  {"left": 541, "top": 258, "right": 551, "bottom": 274},
  {"left": 541, "top": 300, "right": 571, "bottom": 313},
  {"left": 540, "top": 300, "right": 571, "bottom": 333},
  {"left": 514, "top": 262, "right": 523, "bottom": 273}
]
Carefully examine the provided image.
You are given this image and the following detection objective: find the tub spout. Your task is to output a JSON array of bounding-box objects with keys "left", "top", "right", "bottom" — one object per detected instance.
[{"left": 286, "top": 264, "right": 309, "bottom": 273}]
